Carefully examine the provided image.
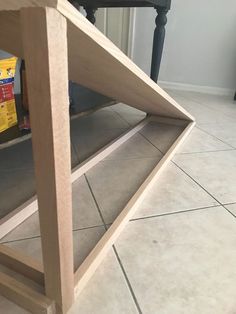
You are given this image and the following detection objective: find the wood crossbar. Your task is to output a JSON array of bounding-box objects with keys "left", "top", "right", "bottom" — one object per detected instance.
[
  {"left": 74, "top": 120, "right": 195, "bottom": 296},
  {"left": 0, "top": 272, "right": 55, "bottom": 314},
  {"left": 0, "top": 244, "right": 44, "bottom": 286},
  {"left": 0, "top": 117, "right": 149, "bottom": 240}
]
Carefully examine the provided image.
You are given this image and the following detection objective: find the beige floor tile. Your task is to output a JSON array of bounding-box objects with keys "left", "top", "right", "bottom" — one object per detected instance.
[
  {"left": 71, "top": 107, "right": 129, "bottom": 131},
  {"left": 111, "top": 103, "right": 146, "bottom": 126},
  {"left": 173, "top": 150, "right": 236, "bottom": 204},
  {"left": 198, "top": 122, "right": 236, "bottom": 148},
  {"left": 0, "top": 227, "right": 106, "bottom": 313},
  {"left": 4, "top": 226, "right": 105, "bottom": 270},
  {"left": 224, "top": 203, "right": 236, "bottom": 217},
  {"left": 0, "top": 169, "right": 36, "bottom": 219},
  {"left": 72, "top": 127, "right": 128, "bottom": 162},
  {"left": 0, "top": 296, "right": 30, "bottom": 314},
  {"left": 86, "top": 158, "right": 160, "bottom": 224},
  {"left": 105, "top": 133, "right": 162, "bottom": 160},
  {"left": 170, "top": 93, "right": 235, "bottom": 125},
  {"left": 69, "top": 251, "right": 138, "bottom": 314},
  {"left": 0, "top": 176, "right": 103, "bottom": 243},
  {"left": 0, "top": 139, "right": 79, "bottom": 219},
  {"left": 116, "top": 206, "right": 236, "bottom": 314},
  {"left": 177, "top": 91, "right": 236, "bottom": 119},
  {"left": 134, "top": 162, "right": 219, "bottom": 219},
  {"left": 177, "top": 127, "right": 232, "bottom": 154},
  {"left": 140, "top": 122, "right": 184, "bottom": 153}
]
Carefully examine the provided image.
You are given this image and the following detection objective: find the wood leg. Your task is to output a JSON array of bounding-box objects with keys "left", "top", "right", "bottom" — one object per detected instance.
[
  {"left": 150, "top": 5, "right": 169, "bottom": 82},
  {"left": 20, "top": 7, "right": 74, "bottom": 313}
]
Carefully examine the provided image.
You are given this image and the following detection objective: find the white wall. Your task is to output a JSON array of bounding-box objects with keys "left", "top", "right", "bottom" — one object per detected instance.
[{"left": 133, "top": 0, "right": 236, "bottom": 93}]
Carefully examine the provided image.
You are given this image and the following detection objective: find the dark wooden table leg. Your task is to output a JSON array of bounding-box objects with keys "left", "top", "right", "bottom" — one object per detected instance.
[
  {"left": 84, "top": 6, "right": 97, "bottom": 24},
  {"left": 150, "top": 5, "right": 169, "bottom": 82}
]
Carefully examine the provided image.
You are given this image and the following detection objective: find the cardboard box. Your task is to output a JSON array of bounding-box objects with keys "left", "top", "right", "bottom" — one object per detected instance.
[{"left": 0, "top": 56, "right": 18, "bottom": 133}]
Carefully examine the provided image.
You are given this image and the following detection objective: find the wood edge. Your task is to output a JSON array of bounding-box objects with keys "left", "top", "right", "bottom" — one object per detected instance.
[
  {"left": 0, "top": 0, "right": 58, "bottom": 11},
  {"left": 0, "top": 102, "right": 117, "bottom": 150},
  {"left": 0, "top": 271, "right": 55, "bottom": 314},
  {"left": 73, "top": 120, "right": 195, "bottom": 296},
  {"left": 0, "top": 197, "right": 38, "bottom": 239},
  {"left": 57, "top": 1, "right": 194, "bottom": 121},
  {"left": 0, "top": 244, "right": 44, "bottom": 286},
  {"left": 0, "top": 118, "right": 148, "bottom": 240},
  {"left": 0, "top": 116, "right": 188, "bottom": 240},
  {"left": 149, "top": 115, "right": 190, "bottom": 126},
  {"left": 71, "top": 117, "right": 149, "bottom": 182}
]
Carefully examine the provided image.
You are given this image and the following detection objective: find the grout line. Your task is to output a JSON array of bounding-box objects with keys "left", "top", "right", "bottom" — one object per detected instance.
[
  {"left": 129, "top": 204, "right": 222, "bottom": 222},
  {"left": 112, "top": 246, "right": 143, "bottom": 314},
  {"left": 84, "top": 174, "right": 143, "bottom": 314},
  {"left": 73, "top": 224, "right": 106, "bottom": 232},
  {"left": 0, "top": 224, "right": 106, "bottom": 245},
  {"left": 196, "top": 126, "right": 236, "bottom": 149},
  {"left": 176, "top": 148, "right": 235, "bottom": 155},
  {"left": 222, "top": 201, "right": 236, "bottom": 206},
  {"left": 136, "top": 122, "right": 236, "bottom": 221},
  {"left": 177, "top": 92, "right": 236, "bottom": 121},
  {"left": 172, "top": 161, "right": 236, "bottom": 220},
  {"left": 0, "top": 234, "right": 41, "bottom": 245},
  {"left": 138, "top": 132, "right": 164, "bottom": 155},
  {"left": 84, "top": 175, "right": 107, "bottom": 229},
  {"left": 102, "top": 156, "right": 161, "bottom": 162}
]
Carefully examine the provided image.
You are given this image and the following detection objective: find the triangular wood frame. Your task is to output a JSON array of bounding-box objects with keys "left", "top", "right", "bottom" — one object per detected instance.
[{"left": 0, "top": 1, "right": 195, "bottom": 313}]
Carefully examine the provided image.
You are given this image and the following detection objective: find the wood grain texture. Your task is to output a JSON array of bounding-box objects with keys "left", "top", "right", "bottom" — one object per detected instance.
[
  {"left": 0, "top": 272, "right": 55, "bottom": 314},
  {"left": 0, "top": 244, "right": 44, "bottom": 286},
  {"left": 0, "top": 0, "right": 58, "bottom": 10},
  {"left": 0, "top": 0, "right": 194, "bottom": 121},
  {"left": 0, "top": 196, "right": 38, "bottom": 239},
  {"left": 21, "top": 7, "right": 74, "bottom": 313},
  {"left": 0, "top": 118, "right": 148, "bottom": 239},
  {"left": 74, "top": 120, "right": 195, "bottom": 296}
]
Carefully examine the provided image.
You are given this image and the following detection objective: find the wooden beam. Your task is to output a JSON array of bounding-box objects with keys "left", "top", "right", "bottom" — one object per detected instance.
[
  {"left": 0, "top": 196, "right": 37, "bottom": 240},
  {"left": 58, "top": 1, "right": 194, "bottom": 120},
  {"left": 0, "top": 1, "right": 194, "bottom": 121},
  {"left": 74, "top": 121, "right": 195, "bottom": 296},
  {"left": 0, "top": 272, "right": 55, "bottom": 314},
  {"left": 0, "top": 0, "right": 58, "bottom": 10},
  {"left": 71, "top": 117, "right": 149, "bottom": 181},
  {"left": 20, "top": 7, "right": 74, "bottom": 313},
  {"left": 0, "top": 11, "right": 23, "bottom": 58},
  {"left": 0, "top": 118, "right": 148, "bottom": 240},
  {"left": 0, "top": 244, "right": 44, "bottom": 286}
]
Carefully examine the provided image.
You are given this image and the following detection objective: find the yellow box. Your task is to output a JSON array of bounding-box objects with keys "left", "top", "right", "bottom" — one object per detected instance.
[
  {"left": 0, "top": 56, "right": 18, "bottom": 133},
  {"left": 0, "top": 100, "right": 18, "bottom": 133}
]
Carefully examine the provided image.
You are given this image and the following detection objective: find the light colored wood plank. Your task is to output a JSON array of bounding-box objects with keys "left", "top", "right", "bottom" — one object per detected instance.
[
  {"left": 0, "top": 271, "right": 55, "bottom": 314},
  {"left": 0, "top": 244, "right": 44, "bottom": 286},
  {"left": 74, "top": 120, "right": 195, "bottom": 296},
  {"left": 71, "top": 117, "right": 149, "bottom": 181},
  {"left": 150, "top": 115, "right": 189, "bottom": 126},
  {"left": 0, "top": 1, "right": 194, "bottom": 121},
  {"left": 0, "top": 197, "right": 37, "bottom": 239},
  {"left": 0, "top": 0, "right": 58, "bottom": 10},
  {"left": 0, "top": 118, "right": 148, "bottom": 240},
  {"left": 57, "top": 0, "right": 194, "bottom": 120},
  {"left": 20, "top": 7, "right": 74, "bottom": 313}
]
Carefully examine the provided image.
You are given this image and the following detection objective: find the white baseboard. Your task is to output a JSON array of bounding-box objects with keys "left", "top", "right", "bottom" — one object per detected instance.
[{"left": 158, "top": 80, "right": 235, "bottom": 97}]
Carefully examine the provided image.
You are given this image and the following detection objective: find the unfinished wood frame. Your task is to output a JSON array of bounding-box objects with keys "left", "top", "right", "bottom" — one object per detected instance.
[{"left": 0, "top": 1, "right": 195, "bottom": 313}]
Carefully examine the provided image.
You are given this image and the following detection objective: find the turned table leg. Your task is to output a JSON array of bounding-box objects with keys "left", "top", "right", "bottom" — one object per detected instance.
[
  {"left": 84, "top": 6, "right": 97, "bottom": 24},
  {"left": 150, "top": 5, "right": 169, "bottom": 82}
]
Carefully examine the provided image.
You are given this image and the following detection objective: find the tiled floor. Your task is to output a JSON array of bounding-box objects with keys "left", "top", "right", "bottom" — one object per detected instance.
[{"left": 1, "top": 90, "right": 236, "bottom": 313}]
